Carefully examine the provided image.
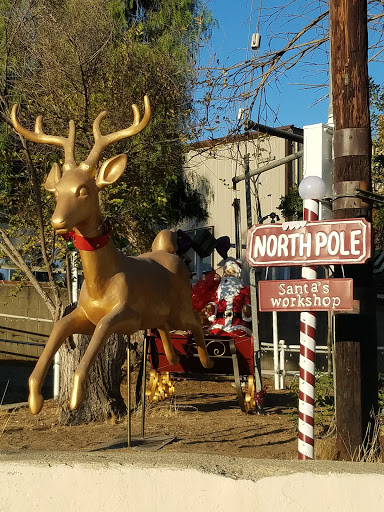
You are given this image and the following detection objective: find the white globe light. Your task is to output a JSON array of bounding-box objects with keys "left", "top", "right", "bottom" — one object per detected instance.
[{"left": 298, "top": 176, "right": 326, "bottom": 200}]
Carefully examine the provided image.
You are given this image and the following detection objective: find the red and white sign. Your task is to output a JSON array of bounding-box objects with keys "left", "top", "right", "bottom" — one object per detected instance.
[
  {"left": 246, "top": 218, "right": 371, "bottom": 267},
  {"left": 258, "top": 278, "right": 353, "bottom": 312}
]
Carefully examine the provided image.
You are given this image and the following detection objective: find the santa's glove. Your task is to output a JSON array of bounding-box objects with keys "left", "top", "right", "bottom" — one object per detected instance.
[
  {"left": 242, "top": 304, "right": 252, "bottom": 322},
  {"left": 205, "top": 302, "right": 217, "bottom": 322}
]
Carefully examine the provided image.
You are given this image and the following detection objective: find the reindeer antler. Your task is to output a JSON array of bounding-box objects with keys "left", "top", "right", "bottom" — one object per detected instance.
[
  {"left": 11, "top": 96, "right": 151, "bottom": 175},
  {"left": 10, "top": 104, "right": 77, "bottom": 171},
  {"left": 82, "top": 95, "right": 151, "bottom": 173}
]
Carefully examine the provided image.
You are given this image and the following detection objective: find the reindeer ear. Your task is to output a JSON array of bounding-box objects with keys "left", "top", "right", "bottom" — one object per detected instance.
[
  {"left": 96, "top": 154, "right": 128, "bottom": 189},
  {"left": 45, "top": 163, "right": 62, "bottom": 192}
]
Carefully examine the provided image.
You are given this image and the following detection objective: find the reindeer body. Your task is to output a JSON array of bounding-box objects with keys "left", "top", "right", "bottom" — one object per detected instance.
[
  {"left": 77, "top": 245, "right": 201, "bottom": 333},
  {"left": 11, "top": 97, "right": 212, "bottom": 414}
]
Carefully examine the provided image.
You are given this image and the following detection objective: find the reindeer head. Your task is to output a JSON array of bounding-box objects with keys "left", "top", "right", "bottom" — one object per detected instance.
[{"left": 11, "top": 97, "right": 151, "bottom": 234}]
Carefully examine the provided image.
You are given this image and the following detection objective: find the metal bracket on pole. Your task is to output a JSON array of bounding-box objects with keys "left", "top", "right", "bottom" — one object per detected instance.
[
  {"left": 355, "top": 188, "right": 384, "bottom": 206},
  {"left": 244, "top": 120, "right": 304, "bottom": 144},
  {"left": 333, "top": 128, "right": 371, "bottom": 158},
  {"left": 332, "top": 180, "right": 370, "bottom": 210}
]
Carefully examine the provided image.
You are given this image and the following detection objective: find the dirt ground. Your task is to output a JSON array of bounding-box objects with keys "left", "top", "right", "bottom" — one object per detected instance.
[{"left": 0, "top": 376, "right": 304, "bottom": 459}]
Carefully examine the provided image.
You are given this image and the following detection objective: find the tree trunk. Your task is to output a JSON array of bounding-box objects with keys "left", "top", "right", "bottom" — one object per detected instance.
[{"left": 58, "top": 332, "right": 127, "bottom": 425}]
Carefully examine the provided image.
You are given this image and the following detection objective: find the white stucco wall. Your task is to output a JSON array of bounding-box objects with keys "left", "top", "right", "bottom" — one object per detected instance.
[{"left": 1, "top": 451, "right": 384, "bottom": 512}]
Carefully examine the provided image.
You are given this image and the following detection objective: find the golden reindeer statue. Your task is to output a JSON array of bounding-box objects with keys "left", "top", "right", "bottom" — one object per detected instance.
[{"left": 11, "top": 96, "right": 213, "bottom": 415}]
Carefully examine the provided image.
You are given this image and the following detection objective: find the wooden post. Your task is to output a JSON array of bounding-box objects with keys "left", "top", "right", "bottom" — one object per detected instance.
[
  {"left": 244, "top": 154, "right": 263, "bottom": 401},
  {"left": 233, "top": 198, "right": 241, "bottom": 259},
  {"left": 329, "top": 0, "right": 378, "bottom": 459}
]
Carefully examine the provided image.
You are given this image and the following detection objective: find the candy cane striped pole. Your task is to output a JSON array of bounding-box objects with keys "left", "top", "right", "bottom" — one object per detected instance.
[{"left": 298, "top": 197, "right": 319, "bottom": 460}]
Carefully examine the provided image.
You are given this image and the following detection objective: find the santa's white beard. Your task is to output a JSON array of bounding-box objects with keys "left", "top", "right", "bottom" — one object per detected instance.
[{"left": 217, "top": 276, "right": 243, "bottom": 302}]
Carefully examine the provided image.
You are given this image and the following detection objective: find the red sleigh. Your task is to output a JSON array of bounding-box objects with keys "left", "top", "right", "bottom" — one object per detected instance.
[
  {"left": 146, "top": 330, "right": 261, "bottom": 412},
  {"left": 144, "top": 264, "right": 264, "bottom": 412}
]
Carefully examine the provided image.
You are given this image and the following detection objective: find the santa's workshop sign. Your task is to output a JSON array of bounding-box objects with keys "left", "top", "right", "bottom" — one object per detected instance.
[
  {"left": 246, "top": 218, "right": 371, "bottom": 267},
  {"left": 258, "top": 278, "right": 353, "bottom": 312}
]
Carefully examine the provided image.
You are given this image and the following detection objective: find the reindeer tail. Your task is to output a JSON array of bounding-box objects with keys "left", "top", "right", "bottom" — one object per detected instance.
[{"left": 151, "top": 229, "right": 178, "bottom": 254}]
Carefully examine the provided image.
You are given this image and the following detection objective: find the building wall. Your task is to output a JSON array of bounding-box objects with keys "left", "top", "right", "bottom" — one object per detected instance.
[
  {"left": 183, "top": 133, "right": 302, "bottom": 268},
  {"left": 0, "top": 283, "right": 68, "bottom": 358}
]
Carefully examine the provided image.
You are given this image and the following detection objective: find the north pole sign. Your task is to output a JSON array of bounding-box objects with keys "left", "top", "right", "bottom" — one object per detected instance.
[
  {"left": 258, "top": 278, "right": 353, "bottom": 312},
  {"left": 246, "top": 218, "right": 371, "bottom": 266}
]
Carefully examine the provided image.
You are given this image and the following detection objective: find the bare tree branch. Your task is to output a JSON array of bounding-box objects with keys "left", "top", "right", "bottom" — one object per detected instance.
[
  {"left": 196, "top": 0, "right": 383, "bottom": 137},
  {"left": 16, "top": 134, "right": 62, "bottom": 314},
  {"left": 0, "top": 228, "right": 56, "bottom": 318}
]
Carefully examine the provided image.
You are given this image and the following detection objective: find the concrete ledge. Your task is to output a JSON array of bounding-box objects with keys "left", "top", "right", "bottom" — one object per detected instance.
[{"left": 1, "top": 451, "right": 384, "bottom": 511}]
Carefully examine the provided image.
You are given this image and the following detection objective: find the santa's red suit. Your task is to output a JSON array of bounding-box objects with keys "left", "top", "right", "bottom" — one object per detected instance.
[{"left": 207, "top": 274, "right": 252, "bottom": 337}]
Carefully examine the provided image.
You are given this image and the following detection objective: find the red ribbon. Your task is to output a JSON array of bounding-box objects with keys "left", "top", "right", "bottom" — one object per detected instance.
[{"left": 62, "top": 223, "right": 112, "bottom": 251}]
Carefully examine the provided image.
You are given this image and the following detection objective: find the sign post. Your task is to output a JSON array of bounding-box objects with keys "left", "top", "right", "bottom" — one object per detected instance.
[
  {"left": 258, "top": 279, "right": 353, "bottom": 312},
  {"left": 298, "top": 190, "right": 320, "bottom": 460},
  {"left": 246, "top": 218, "right": 371, "bottom": 267},
  {"left": 246, "top": 176, "right": 372, "bottom": 460}
]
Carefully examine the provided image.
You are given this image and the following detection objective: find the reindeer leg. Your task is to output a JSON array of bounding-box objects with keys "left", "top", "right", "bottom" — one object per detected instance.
[
  {"left": 158, "top": 327, "right": 179, "bottom": 366},
  {"left": 29, "top": 308, "right": 94, "bottom": 414},
  {"left": 70, "top": 306, "right": 139, "bottom": 410},
  {"left": 189, "top": 312, "right": 214, "bottom": 369}
]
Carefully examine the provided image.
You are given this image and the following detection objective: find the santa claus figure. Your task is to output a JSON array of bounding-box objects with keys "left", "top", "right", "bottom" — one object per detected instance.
[{"left": 205, "top": 259, "right": 252, "bottom": 337}]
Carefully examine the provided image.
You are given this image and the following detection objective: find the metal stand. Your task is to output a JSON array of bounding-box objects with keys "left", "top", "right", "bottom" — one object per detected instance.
[
  {"left": 141, "top": 334, "right": 147, "bottom": 439},
  {"left": 229, "top": 339, "right": 246, "bottom": 412},
  {"left": 127, "top": 340, "right": 131, "bottom": 447},
  {"left": 90, "top": 333, "right": 175, "bottom": 452},
  {"left": 228, "top": 338, "right": 258, "bottom": 413}
]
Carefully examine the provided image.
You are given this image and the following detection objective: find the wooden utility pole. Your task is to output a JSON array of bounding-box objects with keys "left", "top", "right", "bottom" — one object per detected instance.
[{"left": 330, "top": 0, "right": 378, "bottom": 459}]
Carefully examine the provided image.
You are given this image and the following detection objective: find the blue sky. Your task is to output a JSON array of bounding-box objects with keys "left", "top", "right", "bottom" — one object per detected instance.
[{"left": 199, "top": 0, "right": 384, "bottom": 131}]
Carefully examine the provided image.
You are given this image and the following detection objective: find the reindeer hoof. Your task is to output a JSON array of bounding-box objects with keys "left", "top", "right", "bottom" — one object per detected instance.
[
  {"left": 168, "top": 354, "right": 180, "bottom": 366},
  {"left": 28, "top": 393, "right": 44, "bottom": 414},
  {"left": 203, "top": 357, "right": 214, "bottom": 369},
  {"left": 197, "top": 349, "right": 214, "bottom": 369},
  {"left": 70, "top": 374, "right": 86, "bottom": 410},
  {"left": 28, "top": 377, "right": 44, "bottom": 414},
  {"left": 28, "top": 392, "right": 44, "bottom": 415}
]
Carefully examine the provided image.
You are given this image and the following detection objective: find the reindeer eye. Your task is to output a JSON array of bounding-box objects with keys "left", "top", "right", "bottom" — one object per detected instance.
[{"left": 77, "top": 186, "right": 88, "bottom": 197}]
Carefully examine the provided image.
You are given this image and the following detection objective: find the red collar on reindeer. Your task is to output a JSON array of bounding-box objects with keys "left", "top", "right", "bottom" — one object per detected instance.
[{"left": 62, "top": 220, "right": 112, "bottom": 251}]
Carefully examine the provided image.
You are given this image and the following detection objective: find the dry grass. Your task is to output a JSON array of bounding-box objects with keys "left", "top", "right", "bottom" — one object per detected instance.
[
  {"left": 350, "top": 412, "right": 382, "bottom": 463},
  {"left": 315, "top": 415, "right": 338, "bottom": 460},
  {"left": 316, "top": 411, "right": 383, "bottom": 462},
  {"left": 315, "top": 436, "right": 338, "bottom": 460}
]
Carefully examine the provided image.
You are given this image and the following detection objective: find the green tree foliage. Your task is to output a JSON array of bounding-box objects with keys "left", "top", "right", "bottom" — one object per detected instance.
[
  {"left": 0, "top": 0, "right": 214, "bottom": 424},
  {"left": 277, "top": 184, "right": 303, "bottom": 221},
  {"left": 0, "top": 0, "right": 213, "bottom": 309}
]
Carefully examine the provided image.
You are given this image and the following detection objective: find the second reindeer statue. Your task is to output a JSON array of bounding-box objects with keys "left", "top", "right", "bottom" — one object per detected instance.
[{"left": 11, "top": 96, "right": 213, "bottom": 415}]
